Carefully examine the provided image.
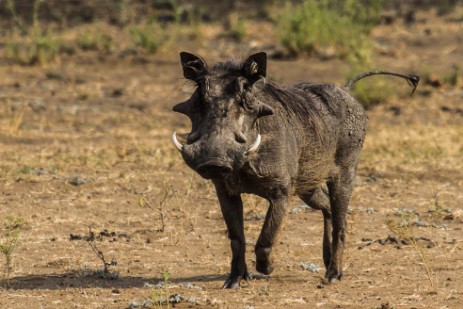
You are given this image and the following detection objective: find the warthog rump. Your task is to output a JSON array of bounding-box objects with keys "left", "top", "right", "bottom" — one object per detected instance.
[{"left": 172, "top": 51, "right": 419, "bottom": 288}]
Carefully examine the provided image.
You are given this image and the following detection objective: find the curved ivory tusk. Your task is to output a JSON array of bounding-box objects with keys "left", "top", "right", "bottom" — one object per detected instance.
[
  {"left": 246, "top": 134, "right": 261, "bottom": 154},
  {"left": 171, "top": 132, "right": 183, "bottom": 152}
]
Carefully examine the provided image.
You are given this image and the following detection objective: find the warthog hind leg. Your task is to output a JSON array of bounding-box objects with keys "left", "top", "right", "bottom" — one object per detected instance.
[
  {"left": 299, "top": 186, "right": 332, "bottom": 269},
  {"left": 324, "top": 165, "right": 356, "bottom": 283}
]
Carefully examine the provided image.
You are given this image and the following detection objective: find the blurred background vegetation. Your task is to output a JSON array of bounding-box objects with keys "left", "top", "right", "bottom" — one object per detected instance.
[{"left": 0, "top": 0, "right": 461, "bottom": 106}]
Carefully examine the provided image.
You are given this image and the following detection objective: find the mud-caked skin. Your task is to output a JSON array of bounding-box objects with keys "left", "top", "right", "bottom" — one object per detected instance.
[{"left": 172, "top": 52, "right": 419, "bottom": 288}]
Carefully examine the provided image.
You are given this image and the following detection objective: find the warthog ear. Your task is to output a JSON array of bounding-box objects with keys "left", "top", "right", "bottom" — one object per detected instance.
[
  {"left": 242, "top": 52, "right": 267, "bottom": 83},
  {"left": 180, "top": 52, "right": 207, "bottom": 81}
]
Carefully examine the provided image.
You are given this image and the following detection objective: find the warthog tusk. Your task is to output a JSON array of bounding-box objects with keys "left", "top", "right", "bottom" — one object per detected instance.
[
  {"left": 246, "top": 134, "right": 261, "bottom": 154},
  {"left": 171, "top": 132, "right": 183, "bottom": 152}
]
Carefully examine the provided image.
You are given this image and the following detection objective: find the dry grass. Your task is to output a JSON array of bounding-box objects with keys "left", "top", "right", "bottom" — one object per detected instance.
[{"left": 362, "top": 123, "right": 463, "bottom": 173}]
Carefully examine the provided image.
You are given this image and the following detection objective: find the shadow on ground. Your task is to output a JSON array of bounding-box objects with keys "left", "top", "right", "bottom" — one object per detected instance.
[{"left": 0, "top": 273, "right": 226, "bottom": 290}]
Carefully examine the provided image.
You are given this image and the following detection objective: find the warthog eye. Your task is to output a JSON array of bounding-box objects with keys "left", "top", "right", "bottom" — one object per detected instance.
[{"left": 237, "top": 77, "right": 249, "bottom": 94}]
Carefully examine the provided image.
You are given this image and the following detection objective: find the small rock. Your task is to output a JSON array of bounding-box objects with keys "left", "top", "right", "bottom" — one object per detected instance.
[
  {"left": 143, "top": 282, "right": 155, "bottom": 288},
  {"left": 245, "top": 213, "right": 265, "bottom": 220},
  {"left": 184, "top": 282, "right": 202, "bottom": 289},
  {"left": 128, "top": 299, "right": 152, "bottom": 308},
  {"left": 299, "top": 262, "right": 321, "bottom": 273},
  {"left": 169, "top": 294, "right": 185, "bottom": 304},
  {"left": 290, "top": 205, "right": 311, "bottom": 214},
  {"left": 188, "top": 296, "right": 199, "bottom": 304},
  {"left": 45, "top": 71, "right": 67, "bottom": 81},
  {"left": 67, "top": 176, "right": 87, "bottom": 186},
  {"left": 316, "top": 46, "right": 337, "bottom": 60},
  {"left": 426, "top": 75, "right": 442, "bottom": 88},
  {"left": 29, "top": 99, "right": 47, "bottom": 112},
  {"left": 111, "top": 88, "right": 124, "bottom": 97},
  {"left": 388, "top": 106, "right": 401, "bottom": 116},
  {"left": 69, "top": 233, "right": 83, "bottom": 240},
  {"left": 412, "top": 220, "right": 429, "bottom": 227}
]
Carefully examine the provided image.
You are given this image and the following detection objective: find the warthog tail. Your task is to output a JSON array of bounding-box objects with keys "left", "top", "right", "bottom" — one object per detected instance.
[{"left": 344, "top": 71, "right": 420, "bottom": 95}]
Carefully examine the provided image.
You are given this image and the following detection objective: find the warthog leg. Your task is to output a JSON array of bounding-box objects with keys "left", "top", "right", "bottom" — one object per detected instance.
[
  {"left": 299, "top": 187, "right": 332, "bottom": 269},
  {"left": 254, "top": 191, "right": 288, "bottom": 276},
  {"left": 325, "top": 164, "right": 357, "bottom": 283},
  {"left": 213, "top": 180, "right": 250, "bottom": 289}
]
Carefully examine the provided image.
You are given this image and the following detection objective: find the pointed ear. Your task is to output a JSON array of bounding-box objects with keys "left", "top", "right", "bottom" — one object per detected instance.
[
  {"left": 242, "top": 52, "right": 267, "bottom": 82},
  {"left": 180, "top": 52, "right": 207, "bottom": 81}
]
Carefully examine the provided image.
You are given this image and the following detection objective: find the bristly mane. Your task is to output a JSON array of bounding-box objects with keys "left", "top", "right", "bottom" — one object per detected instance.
[
  {"left": 209, "top": 59, "right": 341, "bottom": 138},
  {"left": 210, "top": 60, "right": 243, "bottom": 75},
  {"left": 261, "top": 80, "right": 341, "bottom": 137}
]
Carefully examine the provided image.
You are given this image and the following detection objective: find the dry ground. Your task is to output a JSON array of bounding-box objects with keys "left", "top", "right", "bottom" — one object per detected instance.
[{"left": 1, "top": 6, "right": 463, "bottom": 309}]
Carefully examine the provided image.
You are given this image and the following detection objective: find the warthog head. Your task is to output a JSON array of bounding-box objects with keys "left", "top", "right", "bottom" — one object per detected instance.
[{"left": 172, "top": 52, "right": 274, "bottom": 179}]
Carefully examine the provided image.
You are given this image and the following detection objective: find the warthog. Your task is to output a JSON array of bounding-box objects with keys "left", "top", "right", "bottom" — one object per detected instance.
[{"left": 172, "top": 52, "right": 419, "bottom": 288}]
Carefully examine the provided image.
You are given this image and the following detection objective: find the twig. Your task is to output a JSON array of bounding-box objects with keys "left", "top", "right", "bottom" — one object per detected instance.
[{"left": 85, "top": 229, "right": 116, "bottom": 275}]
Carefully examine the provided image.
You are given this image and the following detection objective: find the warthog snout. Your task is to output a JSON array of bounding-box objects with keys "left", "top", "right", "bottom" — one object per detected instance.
[
  {"left": 197, "top": 162, "right": 233, "bottom": 179},
  {"left": 172, "top": 130, "right": 261, "bottom": 179}
]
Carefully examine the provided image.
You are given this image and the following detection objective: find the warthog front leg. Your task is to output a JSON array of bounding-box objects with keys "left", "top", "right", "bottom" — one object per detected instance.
[
  {"left": 213, "top": 180, "right": 249, "bottom": 289},
  {"left": 255, "top": 192, "right": 288, "bottom": 275}
]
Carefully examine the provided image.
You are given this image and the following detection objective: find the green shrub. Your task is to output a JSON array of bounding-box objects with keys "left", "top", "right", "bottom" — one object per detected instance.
[
  {"left": 1, "top": 215, "right": 25, "bottom": 280},
  {"left": 128, "top": 21, "right": 166, "bottom": 53},
  {"left": 224, "top": 13, "right": 247, "bottom": 42},
  {"left": 6, "top": 0, "right": 61, "bottom": 65},
  {"left": 350, "top": 76, "right": 393, "bottom": 108},
  {"left": 77, "top": 30, "right": 113, "bottom": 52},
  {"left": 444, "top": 64, "right": 461, "bottom": 87},
  {"left": 346, "top": 63, "right": 394, "bottom": 108},
  {"left": 277, "top": 0, "right": 383, "bottom": 59},
  {"left": 173, "top": 5, "right": 204, "bottom": 41},
  {"left": 6, "top": 34, "right": 60, "bottom": 65}
]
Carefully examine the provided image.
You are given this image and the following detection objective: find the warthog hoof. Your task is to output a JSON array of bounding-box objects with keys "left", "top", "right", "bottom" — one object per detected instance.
[
  {"left": 222, "top": 272, "right": 251, "bottom": 289},
  {"left": 256, "top": 260, "right": 273, "bottom": 275},
  {"left": 322, "top": 270, "right": 343, "bottom": 285},
  {"left": 255, "top": 247, "right": 273, "bottom": 275}
]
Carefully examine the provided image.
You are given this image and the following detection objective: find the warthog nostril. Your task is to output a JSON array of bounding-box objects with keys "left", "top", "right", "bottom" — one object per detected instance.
[
  {"left": 197, "top": 164, "right": 232, "bottom": 179},
  {"left": 187, "top": 131, "right": 201, "bottom": 144}
]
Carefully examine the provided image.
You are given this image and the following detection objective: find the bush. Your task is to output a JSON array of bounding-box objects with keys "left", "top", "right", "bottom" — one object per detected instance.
[
  {"left": 224, "top": 13, "right": 247, "bottom": 42},
  {"left": 6, "top": 33, "right": 60, "bottom": 65},
  {"left": 1, "top": 215, "right": 24, "bottom": 280},
  {"left": 277, "top": 0, "right": 383, "bottom": 60},
  {"left": 128, "top": 21, "right": 166, "bottom": 53},
  {"left": 350, "top": 75, "right": 393, "bottom": 108},
  {"left": 6, "top": 0, "right": 61, "bottom": 65},
  {"left": 77, "top": 30, "right": 113, "bottom": 52}
]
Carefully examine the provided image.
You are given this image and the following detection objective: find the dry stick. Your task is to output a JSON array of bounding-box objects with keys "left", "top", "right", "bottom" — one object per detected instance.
[
  {"left": 157, "top": 185, "right": 175, "bottom": 232},
  {"left": 140, "top": 194, "right": 168, "bottom": 233},
  {"left": 409, "top": 236, "right": 434, "bottom": 287},
  {"left": 138, "top": 184, "right": 175, "bottom": 240},
  {"left": 85, "top": 229, "right": 116, "bottom": 274}
]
